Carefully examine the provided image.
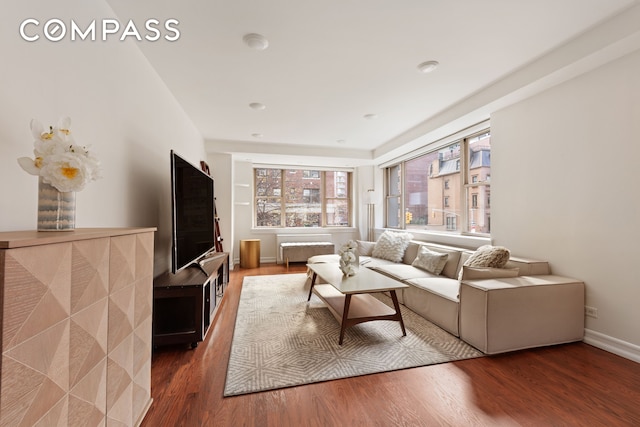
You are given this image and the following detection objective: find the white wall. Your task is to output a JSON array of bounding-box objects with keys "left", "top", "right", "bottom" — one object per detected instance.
[
  {"left": 0, "top": 0, "right": 206, "bottom": 276},
  {"left": 206, "top": 152, "right": 234, "bottom": 266},
  {"left": 492, "top": 48, "right": 640, "bottom": 353}
]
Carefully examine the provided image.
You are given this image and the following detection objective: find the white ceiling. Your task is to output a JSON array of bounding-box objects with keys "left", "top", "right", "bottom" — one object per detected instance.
[{"left": 107, "top": 0, "right": 637, "bottom": 165}]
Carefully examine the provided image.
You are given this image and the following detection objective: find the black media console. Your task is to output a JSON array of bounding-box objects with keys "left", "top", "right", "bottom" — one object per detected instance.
[{"left": 152, "top": 252, "right": 229, "bottom": 349}]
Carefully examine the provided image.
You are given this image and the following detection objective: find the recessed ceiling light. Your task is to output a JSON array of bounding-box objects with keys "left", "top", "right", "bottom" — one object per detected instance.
[
  {"left": 243, "top": 33, "right": 269, "bottom": 50},
  {"left": 363, "top": 113, "right": 378, "bottom": 120},
  {"left": 417, "top": 60, "right": 439, "bottom": 73},
  {"left": 249, "top": 102, "right": 266, "bottom": 110},
  {"left": 252, "top": 133, "right": 263, "bottom": 138},
  {"left": 336, "top": 139, "right": 346, "bottom": 144}
]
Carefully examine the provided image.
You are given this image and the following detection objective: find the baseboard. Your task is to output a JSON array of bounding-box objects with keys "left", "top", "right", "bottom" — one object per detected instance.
[{"left": 583, "top": 329, "right": 640, "bottom": 363}]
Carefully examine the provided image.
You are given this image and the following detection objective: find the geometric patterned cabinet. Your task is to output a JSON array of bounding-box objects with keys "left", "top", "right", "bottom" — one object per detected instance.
[{"left": 0, "top": 228, "right": 155, "bottom": 427}]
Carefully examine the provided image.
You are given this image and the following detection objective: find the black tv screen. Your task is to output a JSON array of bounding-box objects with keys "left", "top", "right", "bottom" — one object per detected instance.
[{"left": 170, "top": 150, "right": 216, "bottom": 273}]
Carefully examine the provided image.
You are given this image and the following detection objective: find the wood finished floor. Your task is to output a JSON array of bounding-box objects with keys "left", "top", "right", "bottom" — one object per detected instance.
[{"left": 142, "top": 263, "right": 640, "bottom": 427}]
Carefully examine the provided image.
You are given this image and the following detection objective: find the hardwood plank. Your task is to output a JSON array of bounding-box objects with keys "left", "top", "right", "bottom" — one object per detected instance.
[{"left": 141, "top": 263, "right": 640, "bottom": 427}]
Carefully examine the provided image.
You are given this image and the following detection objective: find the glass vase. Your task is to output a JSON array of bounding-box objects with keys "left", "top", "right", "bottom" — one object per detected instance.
[{"left": 37, "top": 177, "right": 76, "bottom": 231}]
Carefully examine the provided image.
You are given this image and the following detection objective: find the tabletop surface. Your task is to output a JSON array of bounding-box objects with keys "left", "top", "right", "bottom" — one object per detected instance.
[{"left": 307, "top": 262, "right": 408, "bottom": 294}]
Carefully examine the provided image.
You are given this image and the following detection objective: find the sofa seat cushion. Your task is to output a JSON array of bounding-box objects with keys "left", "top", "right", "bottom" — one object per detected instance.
[
  {"left": 403, "top": 277, "right": 461, "bottom": 336},
  {"left": 371, "top": 264, "right": 437, "bottom": 282},
  {"left": 405, "top": 277, "right": 461, "bottom": 302},
  {"left": 359, "top": 256, "right": 398, "bottom": 269}
]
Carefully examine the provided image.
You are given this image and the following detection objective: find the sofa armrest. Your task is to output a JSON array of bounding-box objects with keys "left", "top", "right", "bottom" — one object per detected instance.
[{"left": 459, "top": 275, "right": 584, "bottom": 354}]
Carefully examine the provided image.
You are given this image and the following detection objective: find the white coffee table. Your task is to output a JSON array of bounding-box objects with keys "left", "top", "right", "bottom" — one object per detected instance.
[{"left": 307, "top": 263, "right": 408, "bottom": 345}]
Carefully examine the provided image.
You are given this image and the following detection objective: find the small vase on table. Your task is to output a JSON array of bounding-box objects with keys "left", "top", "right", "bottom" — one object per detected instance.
[
  {"left": 339, "top": 240, "right": 359, "bottom": 277},
  {"left": 37, "top": 177, "right": 76, "bottom": 231}
]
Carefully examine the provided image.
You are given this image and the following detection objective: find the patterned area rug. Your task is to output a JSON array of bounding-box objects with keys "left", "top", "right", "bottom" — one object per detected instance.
[{"left": 224, "top": 273, "right": 483, "bottom": 396}]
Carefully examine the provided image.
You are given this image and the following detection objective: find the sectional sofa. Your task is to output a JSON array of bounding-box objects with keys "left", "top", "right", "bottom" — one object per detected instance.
[{"left": 308, "top": 235, "right": 585, "bottom": 354}]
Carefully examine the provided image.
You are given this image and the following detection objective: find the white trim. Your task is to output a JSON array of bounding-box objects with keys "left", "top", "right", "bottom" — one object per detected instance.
[
  {"left": 378, "top": 120, "right": 490, "bottom": 168},
  {"left": 583, "top": 329, "right": 640, "bottom": 363},
  {"left": 253, "top": 163, "right": 355, "bottom": 172}
]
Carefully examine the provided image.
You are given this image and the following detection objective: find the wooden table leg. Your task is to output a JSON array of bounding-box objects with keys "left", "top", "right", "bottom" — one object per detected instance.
[
  {"left": 339, "top": 294, "right": 352, "bottom": 345},
  {"left": 389, "top": 290, "right": 406, "bottom": 336},
  {"left": 307, "top": 272, "right": 317, "bottom": 301}
]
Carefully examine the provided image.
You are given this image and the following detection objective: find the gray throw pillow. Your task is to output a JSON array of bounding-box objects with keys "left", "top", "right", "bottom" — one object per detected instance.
[{"left": 412, "top": 246, "right": 448, "bottom": 275}]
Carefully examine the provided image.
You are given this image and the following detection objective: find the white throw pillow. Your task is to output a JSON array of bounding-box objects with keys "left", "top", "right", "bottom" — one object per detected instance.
[
  {"left": 371, "top": 231, "right": 413, "bottom": 263},
  {"left": 412, "top": 246, "right": 448, "bottom": 275}
]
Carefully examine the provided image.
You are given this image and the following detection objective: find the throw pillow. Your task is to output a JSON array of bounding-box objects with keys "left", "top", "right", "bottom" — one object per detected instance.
[
  {"left": 412, "top": 246, "right": 449, "bottom": 275},
  {"left": 460, "top": 266, "right": 519, "bottom": 280},
  {"left": 356, "top": 240, "right": 376, "bottom": 256},
  {"left": 465, "top": 245, "right": 510, "bottom": 268},
  {"left": 371, "top": 231, "right": 413, "bottom": 263}
]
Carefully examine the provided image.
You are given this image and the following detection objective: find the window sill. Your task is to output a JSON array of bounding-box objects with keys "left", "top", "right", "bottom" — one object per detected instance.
[
  {"left": 382, "top": 228, "right": 490, "bottom": 249},
  {"left": 251, "top": 227, "right": 358, "bottom": 234}
]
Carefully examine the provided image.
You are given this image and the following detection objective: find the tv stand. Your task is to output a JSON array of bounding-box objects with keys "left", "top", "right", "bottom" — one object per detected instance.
[{"left": 153, "top": 252, "right": 229, "bottom": 349}]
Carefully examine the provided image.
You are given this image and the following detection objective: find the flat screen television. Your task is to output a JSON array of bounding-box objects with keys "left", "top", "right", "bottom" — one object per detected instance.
[{"left": 170, "top": 150, "right": 216, "bottom": 273}]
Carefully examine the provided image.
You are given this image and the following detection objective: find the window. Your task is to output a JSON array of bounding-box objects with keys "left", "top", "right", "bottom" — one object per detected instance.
[
  {"left": 324, "top": 171, "right": 350, "bottom": 226},
  {"left": 384, "top": 129, "right": 491, "bottom": 235},
  {"left": 303, "top": 188, "right": 320, "bottom": 204},
  {"left": 255, "top": 168, "right": 351, "bottom": 228},
  {"left": 385, "top": 164, "right": 402, "bottom": 228},
  {"left": 466, "top": 132, "right": 491, "bottom": 233},
  {"left": 255, "top": 168, "right": 282, "bottom": 227},
  {"left": 446, "top": 216, "right": 457, "bottom": 231}
]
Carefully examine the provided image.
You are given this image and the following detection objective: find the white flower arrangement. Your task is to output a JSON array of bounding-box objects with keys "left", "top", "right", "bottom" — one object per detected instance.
[
  {"left": 339, "top": 240, "right": 359, "bottom": 276},
  {"left": 18, "top": 117, "right": 101, "bottom": 192}
]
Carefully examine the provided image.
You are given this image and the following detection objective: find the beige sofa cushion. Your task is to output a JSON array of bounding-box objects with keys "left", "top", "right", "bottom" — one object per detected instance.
[
  {"left": 406, "top": 277, "right": 460, "bottom": 302},
  {"left": 356, "top": 240, "right": 376, "bottom": 256},
  {"left": 404, "top": 277, "right": 461, "bottom": 336},
  {"left": 373, "top": 264, "right": 437, "bottom": 281},
  {"left": 402, "top": 242, "right": 421, "bottom": 264},
  {"left": 460, "top": 266, "right": 520, "bottom": 280}
]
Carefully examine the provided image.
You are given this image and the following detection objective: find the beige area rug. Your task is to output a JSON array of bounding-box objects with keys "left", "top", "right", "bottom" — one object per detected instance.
[{"left": 224, "top": 273, "right": 483, "bottom": 396}]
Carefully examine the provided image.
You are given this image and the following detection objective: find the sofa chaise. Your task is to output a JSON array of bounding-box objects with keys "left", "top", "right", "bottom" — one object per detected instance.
[{"left": 308, "top": 233, "right": 585, "bottom": 354}]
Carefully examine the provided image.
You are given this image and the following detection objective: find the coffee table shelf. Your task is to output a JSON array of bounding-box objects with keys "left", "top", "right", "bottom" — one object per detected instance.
[
  {"left": 313, "top": 284, "right": 396, "bottom": 321},
  {"left": 307, "top": 263, "right": 408, "bottom": 344}
]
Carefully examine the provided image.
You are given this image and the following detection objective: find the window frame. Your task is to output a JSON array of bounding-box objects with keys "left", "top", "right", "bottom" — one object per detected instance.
[
  {"left": 254, "top": 167, "right": 352, "bottom": 228},
  {"left": 384, "top": 128, "right": 491, "bottom": 236}
]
